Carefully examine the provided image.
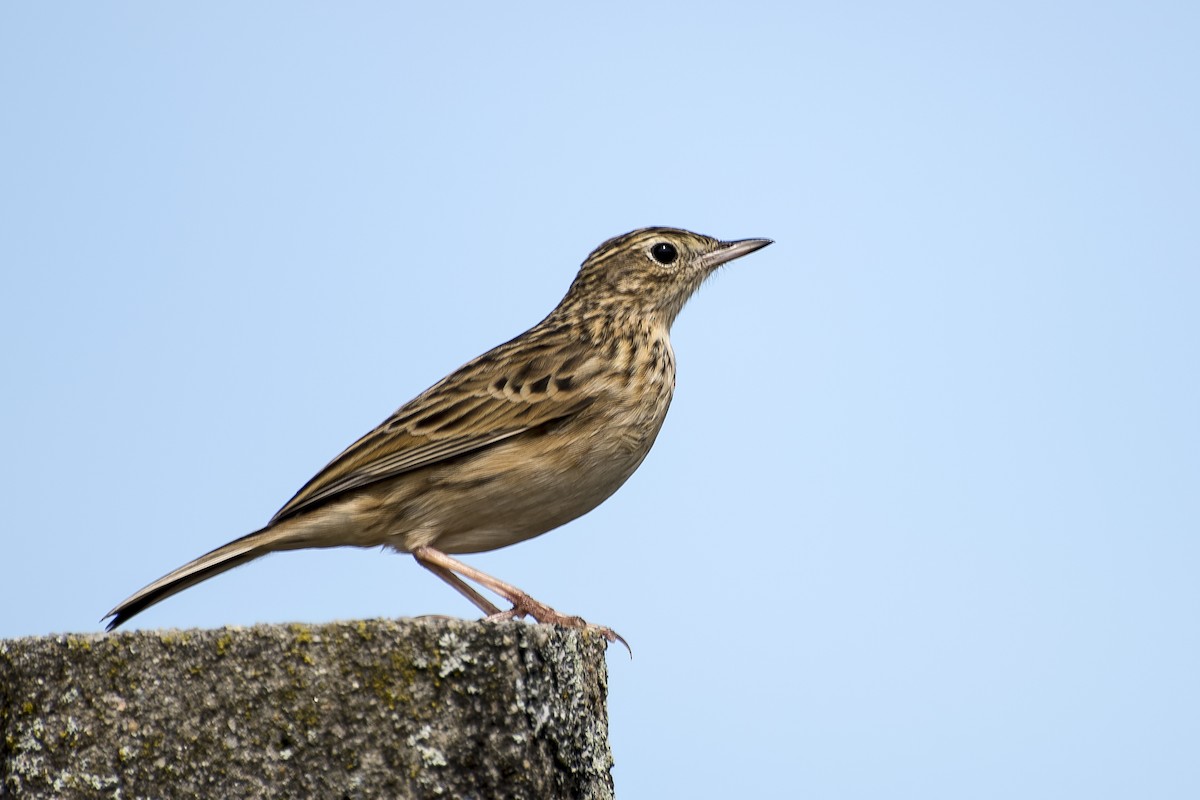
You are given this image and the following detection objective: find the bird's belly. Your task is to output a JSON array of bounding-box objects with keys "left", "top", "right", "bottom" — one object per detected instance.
[{"left": 394, "top": 417, "right": 659, "bottom": 554}]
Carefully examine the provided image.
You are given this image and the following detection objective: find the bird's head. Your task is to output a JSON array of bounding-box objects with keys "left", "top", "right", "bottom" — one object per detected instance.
[{"left": 561, "top": 227, "right": 772, "bottom": 328}]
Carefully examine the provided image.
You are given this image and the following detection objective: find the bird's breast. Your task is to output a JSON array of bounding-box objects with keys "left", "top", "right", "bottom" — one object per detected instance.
[{"left": 396, "top": 332, "right": 677, "bottom": 555}]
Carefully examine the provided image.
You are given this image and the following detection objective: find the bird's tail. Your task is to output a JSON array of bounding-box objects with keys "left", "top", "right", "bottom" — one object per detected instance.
[{"left": 103, "top": 525, "right": 283, "bottom": 631}]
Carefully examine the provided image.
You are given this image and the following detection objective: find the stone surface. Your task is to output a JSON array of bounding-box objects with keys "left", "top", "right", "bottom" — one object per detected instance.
[{"left": 0, "top": 618, "right": 613, "bottom": 799}]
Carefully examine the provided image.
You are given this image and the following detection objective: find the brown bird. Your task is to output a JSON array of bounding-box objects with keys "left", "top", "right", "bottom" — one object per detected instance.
[{"left": 104, "top": 227, "right": 772, "bottom": 643}]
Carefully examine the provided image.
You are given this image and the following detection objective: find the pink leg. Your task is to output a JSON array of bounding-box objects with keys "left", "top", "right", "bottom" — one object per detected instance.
[
  {"left": 411, "top": 545, "right": 629, "bottom": 653},
  {"left": 416, "top": 558, "right": 503, "bottom": 617}
]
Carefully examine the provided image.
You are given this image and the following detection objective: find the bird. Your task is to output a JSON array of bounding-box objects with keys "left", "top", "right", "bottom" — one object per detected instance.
[{"left": 103, "top": 227, "right": 772, "bottom": 644}]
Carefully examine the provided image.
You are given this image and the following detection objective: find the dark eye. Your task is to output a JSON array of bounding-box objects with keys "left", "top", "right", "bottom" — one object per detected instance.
[{"left": 650, "top": 242, "right": 678, "bottom": 265}]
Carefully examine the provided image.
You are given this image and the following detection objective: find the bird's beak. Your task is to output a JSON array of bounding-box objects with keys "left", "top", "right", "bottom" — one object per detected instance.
[{"left": 700, "top": 238, "right": 773, "bottom": 269}]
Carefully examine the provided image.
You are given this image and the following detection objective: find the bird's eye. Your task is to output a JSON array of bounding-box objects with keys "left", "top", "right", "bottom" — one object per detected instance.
[{"left": 650, "top": 242, "right": 678, "bottom": 265}]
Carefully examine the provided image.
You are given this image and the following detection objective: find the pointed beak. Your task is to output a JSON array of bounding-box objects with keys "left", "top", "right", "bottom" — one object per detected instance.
[{"left": 700, "top": 237, "right": 773, "bottom": 270}]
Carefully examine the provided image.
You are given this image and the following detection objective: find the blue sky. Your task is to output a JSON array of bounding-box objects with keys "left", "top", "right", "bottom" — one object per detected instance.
[{"left": 3, "top": 3, "right": 1198, "bottom": 797}]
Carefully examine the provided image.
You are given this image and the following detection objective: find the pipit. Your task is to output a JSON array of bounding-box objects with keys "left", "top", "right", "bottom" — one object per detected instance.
[{"left": 104, "top": 228, "right": 772, "bottom": 645}]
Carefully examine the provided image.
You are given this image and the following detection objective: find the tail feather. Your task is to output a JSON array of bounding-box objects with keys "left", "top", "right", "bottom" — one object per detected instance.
[{"left": 103, "top": 527, "right": 276, "bottom": 631}]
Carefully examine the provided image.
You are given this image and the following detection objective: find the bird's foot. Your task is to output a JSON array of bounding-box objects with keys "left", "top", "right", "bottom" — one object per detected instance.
[{"left": 485, "top": 593, "right": 630, "bottom": 656}]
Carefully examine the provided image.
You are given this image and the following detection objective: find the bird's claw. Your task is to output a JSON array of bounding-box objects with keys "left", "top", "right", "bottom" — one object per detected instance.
[{"left": 484, "top": 596, "right": 631, "bottom": 657}]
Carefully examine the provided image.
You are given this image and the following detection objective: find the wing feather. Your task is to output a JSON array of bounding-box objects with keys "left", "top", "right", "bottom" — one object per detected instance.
[{"left": 270, "top": 335, "right": 597, "bottom": 523}]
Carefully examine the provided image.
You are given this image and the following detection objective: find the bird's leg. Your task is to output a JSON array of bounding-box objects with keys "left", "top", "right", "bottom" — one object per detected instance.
[
  {"left": 411, "top": 545, "right": 629, "bottom": 653},
  {"left": 415, "top": 557, "right": 503, "bottom": 617}
]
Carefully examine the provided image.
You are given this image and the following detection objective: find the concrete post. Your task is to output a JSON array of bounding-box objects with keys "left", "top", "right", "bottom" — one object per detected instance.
[{"left": 1, "top": 618, "right": 613, "bottom": 799}]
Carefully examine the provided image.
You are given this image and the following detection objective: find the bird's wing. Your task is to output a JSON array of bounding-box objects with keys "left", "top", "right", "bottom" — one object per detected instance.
[{"left": 270, "top": 337, "right": 597, "bottom": 523}]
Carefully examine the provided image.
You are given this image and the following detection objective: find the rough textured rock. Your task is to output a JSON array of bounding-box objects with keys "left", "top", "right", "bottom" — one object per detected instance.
[{"left": 0, "top": 618, "right": 613, "bottom": 799}]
